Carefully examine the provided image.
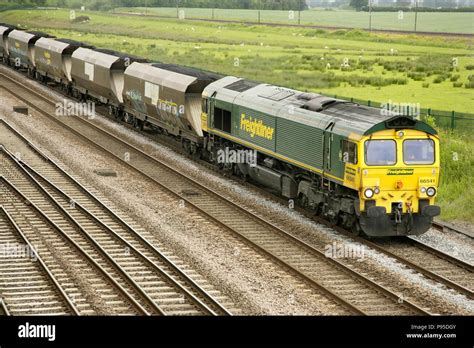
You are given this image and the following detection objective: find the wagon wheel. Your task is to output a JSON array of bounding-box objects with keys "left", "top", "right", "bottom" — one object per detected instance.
[
  {"left": 298, "top": 194, "right": 309, "bottom": 209},
  {"left": 135, "top": 119, "right": 144, "bottom": 131},
  {"left": 351, "top": 221, "right": 362, "bottom": 236},
  {"left": 124, "top": 112, "right": 132, "bottom": 124},
  {"left": 329, "top": 212, "right": 340, "bottom": 226},
  {"left": 313, "top": 203, "right": 322, "bottom": 216}
]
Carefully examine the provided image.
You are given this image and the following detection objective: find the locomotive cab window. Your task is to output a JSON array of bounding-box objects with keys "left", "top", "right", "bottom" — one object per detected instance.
[
  {"left": 214, "top": 107, "right": 232, "bottom": 133},
  {"left": 341, "top": 140, "right": 357, "bottom": 164},
  {"left": 403, "top": 139, "right": 435, "bottom": 165},
  {"left": 364, "top": 140, "right": 396, "bottom": 166}
]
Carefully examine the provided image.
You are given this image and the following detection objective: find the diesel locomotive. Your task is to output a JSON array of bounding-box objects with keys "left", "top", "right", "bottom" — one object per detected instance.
[{"left": 0, "top": 24, "right": 441, "bottom": 237}]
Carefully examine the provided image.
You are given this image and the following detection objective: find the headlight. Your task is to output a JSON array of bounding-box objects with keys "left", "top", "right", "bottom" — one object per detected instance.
[
  {"left": 420, "top": 187, "right": 426, "bottom": 194},
  {"left": 426, "top": 187, "right": 436, "bottom": 197},
  {"left": 364, "top": 188, "right": 374, "bottom": 198}
]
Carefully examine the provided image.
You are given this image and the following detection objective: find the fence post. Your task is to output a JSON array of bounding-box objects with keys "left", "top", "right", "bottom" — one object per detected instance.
[
  {"left": 451, "top": 111, "right": 455, "bottom": 130},
  {"left": 368, "top": 100, "right": 371, "bottom": 107}
]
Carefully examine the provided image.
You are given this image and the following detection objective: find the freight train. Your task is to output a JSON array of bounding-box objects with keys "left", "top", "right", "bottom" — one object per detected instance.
[{"left": 0, "top": 25, "right": 441, "bottom": 237}]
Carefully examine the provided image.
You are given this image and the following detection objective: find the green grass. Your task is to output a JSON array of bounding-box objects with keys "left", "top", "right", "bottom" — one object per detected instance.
[
  {"left": 1, "top": 8, "right": 473, "bottom": 222},
  {"left": 437, "top": 130, "right": 474, "bottom": 223},
  {"left": 1, "top": 9, "right": 473, "bottom": 114},
  {"left": 116, "top": 7, "right": 474, "bottom": 34}
]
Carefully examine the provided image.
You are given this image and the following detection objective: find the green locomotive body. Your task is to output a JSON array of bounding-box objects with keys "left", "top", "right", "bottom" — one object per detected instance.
[{"left": 201, "top": 77, "right": 440, "bottom": 236}]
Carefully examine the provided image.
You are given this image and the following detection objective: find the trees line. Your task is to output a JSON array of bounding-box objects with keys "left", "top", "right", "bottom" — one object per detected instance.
[{"left": 9, "top": 0, "right": 308, "bottom": 11}]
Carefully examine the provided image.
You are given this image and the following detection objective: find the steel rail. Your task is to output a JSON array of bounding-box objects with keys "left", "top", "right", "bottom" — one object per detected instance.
[
  {"left": 0, "top": 205, "right": 81, "bottom": 315},
  {"left": 0, "top": 72, "right": 431, "bottom": 315}
]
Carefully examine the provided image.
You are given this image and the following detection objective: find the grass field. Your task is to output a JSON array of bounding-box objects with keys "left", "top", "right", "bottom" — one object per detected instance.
[
  {"left": 2, "top": 9, "right": 472, "bottom": 113},
  {"left": 0, "top": 9, "right": 473, "bottom": 222},
  {"left": 116, "top": 7, "right": 474, "bottom": 34},
  {"left": 437, "top": 130, "right": 474, "bottom": 223}
]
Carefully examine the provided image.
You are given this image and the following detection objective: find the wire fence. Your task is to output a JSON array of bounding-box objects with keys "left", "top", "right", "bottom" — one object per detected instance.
[
  {"left": 321, "top": 93, "right": 474, "bottom": 132},
  {"left": 115, "top": 7, "right": 473, "bottom": 35}
]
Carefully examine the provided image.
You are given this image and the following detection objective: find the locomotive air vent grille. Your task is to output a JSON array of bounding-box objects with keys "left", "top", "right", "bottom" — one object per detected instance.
[{"left": 385, "top": 116, "right": 417, "bottom": 129}]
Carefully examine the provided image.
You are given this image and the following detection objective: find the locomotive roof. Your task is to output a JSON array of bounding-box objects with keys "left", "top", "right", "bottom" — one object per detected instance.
[{"left": 204, "top": 78, "right": 437, "bottom": 137}]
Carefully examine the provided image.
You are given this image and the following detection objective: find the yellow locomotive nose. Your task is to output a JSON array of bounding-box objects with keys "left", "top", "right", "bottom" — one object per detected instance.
[{"left": 356, "top": 128, "right": 440, "bottom": 236}]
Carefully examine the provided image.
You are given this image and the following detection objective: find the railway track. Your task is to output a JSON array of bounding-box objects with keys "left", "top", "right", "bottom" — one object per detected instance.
[
  {"left": 0, "top": 71, "right": 433, "bottom": 315},
  {"left": 0, "top": 122, "right": 233, "bottom": 316},
  {"left": 371, "top": 237, "right": 473, "bottom": 298},
  {"left": 0, "top": 296, "right": 10, "bottom": 316},
  {"left": 432, "top": 220, "right": 473, "bottom": 239},
  {"left": 112, "top": 118, "right": 474, "bottom": 301},
  {"left": 0, "top": 205, "right": 79, "bottom": 315},
  {"left": 0, "top": 139, "right": 232, "bottom": 316},
  {"left": 235, "top": 180, "right": 474, "bottom": 301},
  {"left": 0, "top": 173, "right": 148, "bottom": 315}
]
